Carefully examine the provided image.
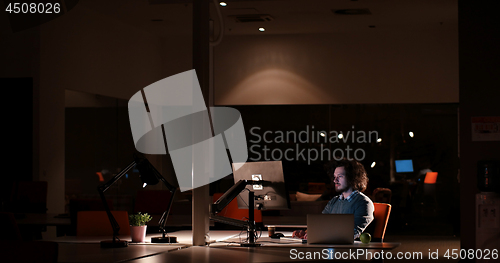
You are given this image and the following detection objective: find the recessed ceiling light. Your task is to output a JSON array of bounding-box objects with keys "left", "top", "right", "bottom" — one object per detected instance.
[
  {"left": 377, "top": 138, "right": 382, "bottom": 143},
  {"left": 371, "top": 162, "right": 376, "bottom": 168},
  {"left": 409, "top": 131, "right": 414, "bottom": 138},
  {"left": 220, "top": 2, "right": 227, "bottom": 7},
  {"left": 338, "top": 133, "right": 343, "bottom": 139},
  {"left": 258, "top": 27, "right": 265, "bottom": 32}
]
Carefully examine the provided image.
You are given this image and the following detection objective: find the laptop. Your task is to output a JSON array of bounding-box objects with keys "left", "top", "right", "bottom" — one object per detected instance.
[{"left": 306, "top": 214, "right": 354, "bottom": 244}]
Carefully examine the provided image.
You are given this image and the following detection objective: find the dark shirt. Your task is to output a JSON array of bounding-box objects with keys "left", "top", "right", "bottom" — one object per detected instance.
[{"left": 322, "top": 190, "right": 374, "bottom": 239}]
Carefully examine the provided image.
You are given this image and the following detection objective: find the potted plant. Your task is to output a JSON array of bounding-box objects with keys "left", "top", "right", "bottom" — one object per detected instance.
[{"left": 129, "top": 212, "right": 152, "bottom": 243}]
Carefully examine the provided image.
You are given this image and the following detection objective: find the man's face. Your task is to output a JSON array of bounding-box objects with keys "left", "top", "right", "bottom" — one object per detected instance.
[{"left": 333, "top": 166, "right": 349, "bottom": 193}]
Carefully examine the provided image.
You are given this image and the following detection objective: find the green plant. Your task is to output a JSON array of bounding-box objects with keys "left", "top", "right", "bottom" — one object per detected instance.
[{"left": 129, "top": 212, "right": 152, "bottom": 226}]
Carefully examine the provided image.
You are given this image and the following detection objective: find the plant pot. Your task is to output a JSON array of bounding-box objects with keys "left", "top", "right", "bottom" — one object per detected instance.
[{"left": 130, "top": 225, "right": 147, "bottom": 243}]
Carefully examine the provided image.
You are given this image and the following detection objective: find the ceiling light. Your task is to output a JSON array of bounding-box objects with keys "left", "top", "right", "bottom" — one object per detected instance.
[
  {"left": 219, "top": 2, "right": 227, "bottom": 6},
  {"left": 371, "top": 162, "right": 376, "bottom": 168},
  {"left": 409, "top": 131, "right": 414, "bottom": 138},
  {"left": 338, "top": 133, "right": 343, "bottom": 139},
  {"left": 320, "top": 132, "right": 326, "bottom": 137},
  {"left": 376, "top": 138, "right": 382, "bottom": 143},
  {"left": 258, "top": 27, "right": 265, "bottom": 32}
]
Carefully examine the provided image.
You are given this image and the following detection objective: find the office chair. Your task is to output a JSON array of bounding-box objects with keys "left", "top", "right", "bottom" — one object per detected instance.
[
  {"left": 369, "top": 202, "right": 391, "bottom": 242},
  {"left": 424, "top": 172, "right": 438, "bottom": 184},
  {"left": 417, "top": 172, "right": 439, "bottom": 215},
  {"left": 372, "top": 188, "right": 392, "bottom": 204},
  {"left": 9, "top": 181, "right": 48, "bottom": 214},
  {"left": 68, "top": 198, "right": 114, "bottom": 236},
  {"left": 0, "top": 212, "right": 22, "bottom": 241},
  {"left": 76, "top": 211, "right": 130, "bottom": 236},
  {"left": 1, "top": 212, "right": 58, "bottom": 262},
  {"left": 212, "top": 193, "right": 263, "bottom": 224}
]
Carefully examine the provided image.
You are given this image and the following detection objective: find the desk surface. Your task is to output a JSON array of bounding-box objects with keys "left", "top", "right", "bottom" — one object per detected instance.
[
  {"left": 58, "top": 243, "right": 184, "bottom": 263},
  {"left": 213, "top": 231, "right": 400, "bottom": 249},
  {"left": 49, "top": 230, "right": 243, "bottom": 245},
  {"left": 128, "top": 246, "right": 385, "bottom": 262},
  {"left": 51, "top": 230, "right": 399, "bottom": 262},
  {"left": 51, "top": 230, "right": 242, "bottom": 263}
]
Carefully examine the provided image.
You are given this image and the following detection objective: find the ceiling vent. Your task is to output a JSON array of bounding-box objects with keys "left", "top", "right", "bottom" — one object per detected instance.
[
  {"left": 231, "top": 14, "right": 274, "bottom": 23},
  {"left": 332, "top": 8, "right": 371, "bottom": 15}
]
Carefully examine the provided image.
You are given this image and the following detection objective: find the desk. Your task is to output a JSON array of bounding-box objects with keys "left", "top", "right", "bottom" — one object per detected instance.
[
  {"left": 15, "top": 213, "right": 71, "bottom": 238},
  {"left": 50, "top": 235, "right": 187, "bottom": 263},
  {"left": 58, "top": 243, "right": 184, "bottom": 263},
  {"left": 128, "top": 246, "right": 393, "bottom": 262},
  {"left": 51, "top": 230, "right": 399, "bottom": 262},
  {"left": 213, "top": 231, "right": 400, "bottom": 249},
  {"left": 48, "top": 230, "right": 243, "bottom": 245},
  {"left": 50, "top": 230, "right": 242, "bottom": 262},
  {"left": 15, "top": 213, "right": 71, "bottom": 226}
]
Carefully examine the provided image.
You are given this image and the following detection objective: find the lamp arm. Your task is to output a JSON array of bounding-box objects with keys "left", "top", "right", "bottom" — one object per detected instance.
[
  {"left": 209, "top": 180, "right": 271, "bottom": 246},
  {"left": 143, "top": 157, "right": 179, "bottom": 236},
  {"left": 97, "top": 160, "right": 137, "bottom": 242},
  {"left": 211, "top": 179, "right": 272, "bottom": 214},
  {"left": 154, "top": 169, "right": 177, "bottom": 193},
  {"left": 211, "top": 179, "right": 250, "bottom": 214},
  {"left": 157, "top": 187, "right": 177, "bottom": 234},
  {"left": 209, "top": 180, "right": 251, "bottom": 228},
  {"left": 99, "top": 161, "right": 136, "bottom": 192}
]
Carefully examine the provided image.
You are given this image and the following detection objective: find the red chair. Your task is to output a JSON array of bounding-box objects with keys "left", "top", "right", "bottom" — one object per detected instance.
[
  {"left": 423, "top": 172, "right": 439, "bottom": 212},
  {"left": 212, "top": 193, "right": 262, "bottom": 223},
  {"left": 367, "top": 202, "right": 391, "bottom": 242}
]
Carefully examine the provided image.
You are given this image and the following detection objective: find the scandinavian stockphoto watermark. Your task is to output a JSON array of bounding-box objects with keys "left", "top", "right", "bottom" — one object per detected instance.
[
  {"left": 128, "top": 70, "right": 248, "bottom": 192},
  {"left": 248, "top": 125, "right": 378, "bottom": 164}
]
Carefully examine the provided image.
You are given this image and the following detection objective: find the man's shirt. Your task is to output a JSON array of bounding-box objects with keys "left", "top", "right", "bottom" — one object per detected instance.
[{"left": 322, "top": 190, "right": 374, "bottom": 239}]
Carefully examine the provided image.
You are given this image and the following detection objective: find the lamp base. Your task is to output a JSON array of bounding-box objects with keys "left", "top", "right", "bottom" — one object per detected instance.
[
  {"left": 151, "top": 236, "right": 177, "bottom": 243},
  {"left": 100, "top": 240, "right": 128, "bottom": 248}
]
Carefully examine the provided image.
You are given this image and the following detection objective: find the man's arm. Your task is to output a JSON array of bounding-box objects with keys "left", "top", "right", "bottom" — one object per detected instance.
[
  {"left": 322, "top": 197, "right": 337, "bottom": 214},
  {"left": 352, "top": 197, "right": 374, "bottom": 239}
]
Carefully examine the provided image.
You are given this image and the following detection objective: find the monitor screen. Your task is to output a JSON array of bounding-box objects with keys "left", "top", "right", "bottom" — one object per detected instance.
[
  {"left": 232, "top": 161, "right": 290, "bottom": 210},
  {"left": 395, "top": 159, "right": 414, "bottom": 173}
]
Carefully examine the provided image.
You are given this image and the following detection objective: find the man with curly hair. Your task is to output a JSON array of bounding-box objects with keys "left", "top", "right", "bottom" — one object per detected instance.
[{"left": 293, "top": 159, "right": 374, "bottom": 240}]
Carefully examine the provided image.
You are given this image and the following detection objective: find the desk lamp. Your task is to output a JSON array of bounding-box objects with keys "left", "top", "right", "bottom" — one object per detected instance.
[{"left": 97, "top": 152, "right": 178, "bottom": 248}]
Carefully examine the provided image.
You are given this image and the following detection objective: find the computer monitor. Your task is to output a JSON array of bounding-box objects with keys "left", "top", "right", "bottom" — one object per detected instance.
[
  {"left": 232, "top": 161, "right": 291, "bottom": 211},
  {"left": 395, "top": 159, "right": 414, "bottom": 173}
]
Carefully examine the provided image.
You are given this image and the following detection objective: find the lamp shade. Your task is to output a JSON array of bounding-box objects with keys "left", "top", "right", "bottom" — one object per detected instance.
[{"left": 135, "top": 156, "right": 160, "bottom": 186}]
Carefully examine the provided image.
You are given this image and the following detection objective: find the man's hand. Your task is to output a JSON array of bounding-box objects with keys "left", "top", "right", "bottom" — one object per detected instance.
[{"left": 292, "top": 229, "right": 307, "bottom": 239}]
